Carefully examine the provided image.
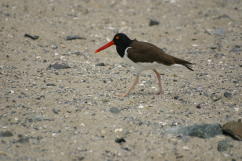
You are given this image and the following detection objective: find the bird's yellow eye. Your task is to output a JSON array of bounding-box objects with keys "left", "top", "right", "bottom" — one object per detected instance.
[{"left": 115, "top": 36, "right": 120, "bottom": 40}]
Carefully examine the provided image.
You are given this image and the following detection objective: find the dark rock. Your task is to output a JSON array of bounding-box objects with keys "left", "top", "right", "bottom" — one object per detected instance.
[
  {"left": 52, "top": 108, "right": 60, "bottom": 114},
  {"left": 222, "top": 120, "right": 242, "bottom": 141},
  {"left": 95, "top": 63, "right": 105, "bottom": 66},
  {"left": 46, "top": 83, "right": 56, "bottom": 86},
  {"left": 149, "top": 19, "right": 160, "bottom": 26},
  {"left": 36, "top": 95, "right": 45, "bottom": 100},
  {"left": 0, "top": 131, "right": 13, "bottom": 137},
  {"left": 217, "top": 139, "right": 233, "bottom": 152},
  {"left": 109, "top": 107, "right": 121, "bottom": 114},
  {"left": 65, "top": 35, "right": 86, "bottom": 40},
  {"left": 47, "top": 63, "right": 71, "bottom": 70},
  {"left": 73, "top": 156, "right": 85, "bottom": 161},
  {"left": 115, "top": 138, "right": 126, "bottom": 144},
  {"left": 230, "top": 45, "right": 241, "bottom": 54},
  {"left": 174, "top": 96, "right": 179, "bottom": 100},
  {"left": 196, "top": 104, "right": 202, "bottom": 109},
  {"left": 16, "top": 135, "right": 30, "bottom": 144},
  {"left": 24, "top": 33, "right": 39, "bottom": 40},
  {"left": 121, "top": 147, "right": 130, "bottom": 151},
  {"left": 224, "top": 92, "right": 232, "bottom": 98},
  {"left": 70, "top": 51, "right": 81, "bottom": 56},
  {"left": 214, "top": 14, "right": 232, "bottom": 20},
  {"left": 166, "top": 124, "right": 223, "bottom": 138}
]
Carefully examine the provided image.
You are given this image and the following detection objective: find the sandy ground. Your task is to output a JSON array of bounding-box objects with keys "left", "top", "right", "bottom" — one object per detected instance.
[{"left": 0, "top": 0, "right": 242, "bottom": 160}]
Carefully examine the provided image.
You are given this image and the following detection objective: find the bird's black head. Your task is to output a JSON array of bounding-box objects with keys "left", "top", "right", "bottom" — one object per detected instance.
[
  {"left": 113, "top": 33, "right": 132, "bottom": 57},
  {"left": 95, "top": 33, "right": 132, "bottom": 57},
  {"left": 113, "top": 33, "right": 132, "bottom": 47}
]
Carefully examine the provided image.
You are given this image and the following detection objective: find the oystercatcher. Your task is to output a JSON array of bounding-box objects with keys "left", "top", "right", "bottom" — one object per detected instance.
[{"left": 95, "top": 33, "right": 193, "bottom": 97}]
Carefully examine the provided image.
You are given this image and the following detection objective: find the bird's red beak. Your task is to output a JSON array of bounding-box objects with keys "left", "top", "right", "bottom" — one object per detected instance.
[{"left": 95, "top": 41, "right": 114, "bottom": 53}]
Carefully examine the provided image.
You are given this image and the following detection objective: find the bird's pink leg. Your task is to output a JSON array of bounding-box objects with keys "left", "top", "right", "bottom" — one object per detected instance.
[
  {"left": 153, "top": 69, "right": 163, "bottom": 95},
  {"left": 118, "top": 75, "right": 139, "bottom": 97}
]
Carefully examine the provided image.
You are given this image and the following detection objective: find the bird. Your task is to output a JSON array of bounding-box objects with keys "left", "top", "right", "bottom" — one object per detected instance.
[{"left": 95, "top": 33, "right": 193, "bottom": 97}]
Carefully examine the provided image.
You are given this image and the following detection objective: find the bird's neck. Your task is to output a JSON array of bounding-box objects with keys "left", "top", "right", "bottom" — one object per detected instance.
[{"left": 116, "top": 39, "right": 133, "bottom": 57}]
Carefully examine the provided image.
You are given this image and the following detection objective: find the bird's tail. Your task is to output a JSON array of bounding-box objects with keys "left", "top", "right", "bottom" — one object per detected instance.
[{"left": 174, "top": 58, "right": 194, "bottom": 71}]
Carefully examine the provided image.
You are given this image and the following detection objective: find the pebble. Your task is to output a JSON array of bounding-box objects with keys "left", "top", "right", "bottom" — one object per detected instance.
[
  {"left": 210, "top": 93, "right": 221, "bottom": 102},
  {"left": 47, "top": 63, "right": 71, "bottom": 70},
  {"left": 217, "top": 139, "right": 233, "bottom": 152},
  {"left": 65, "top": 35, "right": 86, "bottom": 40},
  {"left": 166, "top": 124, "right": 223, "bottom": 138},
  {"left": 24, "top": 33, "right": 39, "bottom": 40},
  {"left": 230, "top": 45, "right": 241, "bottom": 54},
  {"left": 0, "top": 131, "right": 13, "bottom": 137},
  {"left": 115, "top": 137, "right": 126, "bottom": 144},
  {"left": 52, "top": 108, "right": 60, "bottom": 114},
  {"left": 109, "top": 107, "right": 121, "bottom": 114},
  {"left": 95, "top": 63, "right": 105, "bottom": 66},
  {"left": 149, "top": 19, "right": 160, "bottom": 26},
  {"left": 46, "top": 83, "right": 56, "bottom": 86},
  {"left": 224, "top": 92, "right": 232, "bottom": 98}
]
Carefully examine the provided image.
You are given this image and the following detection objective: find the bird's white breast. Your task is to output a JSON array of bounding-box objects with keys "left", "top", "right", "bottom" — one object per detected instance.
[{"left": 123, "top": 47, "right": 161, "bottom": 73}]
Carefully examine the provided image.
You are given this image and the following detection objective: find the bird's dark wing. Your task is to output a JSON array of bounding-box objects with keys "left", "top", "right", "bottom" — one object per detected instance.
[
  {"left": 128, "top": 40, "right": 176, "bottom": 65},
  {"left": 128, "top": 40, "right": 193, "bottom": 71}
]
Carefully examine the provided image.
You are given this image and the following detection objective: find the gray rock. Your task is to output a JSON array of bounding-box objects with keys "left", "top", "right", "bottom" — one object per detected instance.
[
  {"left": 109, "top": 107, "right": 121, "bottom": 114},
  {"left": 149, "top": 19, "right": 160, "bottom": 26},
  {"left": 46, "top": 83, "right": 56, "bottom": 86},
  {"left": 230, "top": 45, "right": 241, "bottom": 54},
  {"left": 52, "top": 108, "right": 60, "bottom": 114},
  {"left": 166, "top": 124, "right": 223, "bottom": 138},
  {"left": 217, "top": 139, "right": 233, "bottom": 152},
  {"left": 47, "top": 63, "right": 71, "bottom": 70},
  {"left": 0, "top": 131, "right": 13, "bottom": 137},
  {"left": 16, "top": 135, "right": 30, "bottom": 144},
  {"left": 224, "top": 92, "right": 232, "bottom": 98},
  {"left": 65, "top": 35, "right": 86, "bottom": 40},
  {"left": 24, "top": 33, "right": 39, "bottom": 40},
  {"left": 213, "top": 28, "right": 225, "bottom": 36},
  {"left": 95, "top": 63, "right": 105, "bottom": 66}
]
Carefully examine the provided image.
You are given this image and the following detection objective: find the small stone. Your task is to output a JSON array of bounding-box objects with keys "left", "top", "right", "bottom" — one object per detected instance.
[
  {"left": 46, "top": 83, "right": 56, "bottom": 86},
  {"left": 95, "top": 63, "right": 105, "bottom": 66},
  {"left": 224, "top": 92, "right": 232, "bottom": 98},
  {"left": 230, "top": 45, "right": 241, "bottom": 54},
  {"left": 47, "top": 63, "right": 71, "bottom": 70},
  {"left": 16, "top": 135, "right": 30, "bottom": 144},
  {"left": 51, "top": 45, "right": 58, "bottom": 49},
  {"left": 210, "top": 93, "right": 221, "bottom": 102},
  {"left": 0, "top": 131, "right": 13, "bottom": 137},
  {"left": 115, "top": 138, "right": 126, "bottom": 144},
  {"left": 24, "top": 33, "right": 39, "bottom": 40},
  {"left": 174, "top": 96, "right": 179, "bottom": 100},
  {"left": 109, "top": 107, "right": 121, "bottom": 114},
  {"left": 217, "top": 140, "right": 233, "bottom": 152},
  {"left": 149, "top": 19, "right": 160, "bottom": 26},
  {"left": 213, "top": 28, "right": 225, "bottom": 36},
  {"left": 65, "top": 35, "right": 86, "bottom": 40},
  {"left": 70, "top": 51, "right": 81, "bottom": 56},
  {"left": 52, "top": 108, "right": 60, "bottom": 114},
  {"left": 166, "top": 124, "right": 222, "bottom": 139},
  {"left": 196, "top": 104, "right": 202, "bottom": 109}
]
